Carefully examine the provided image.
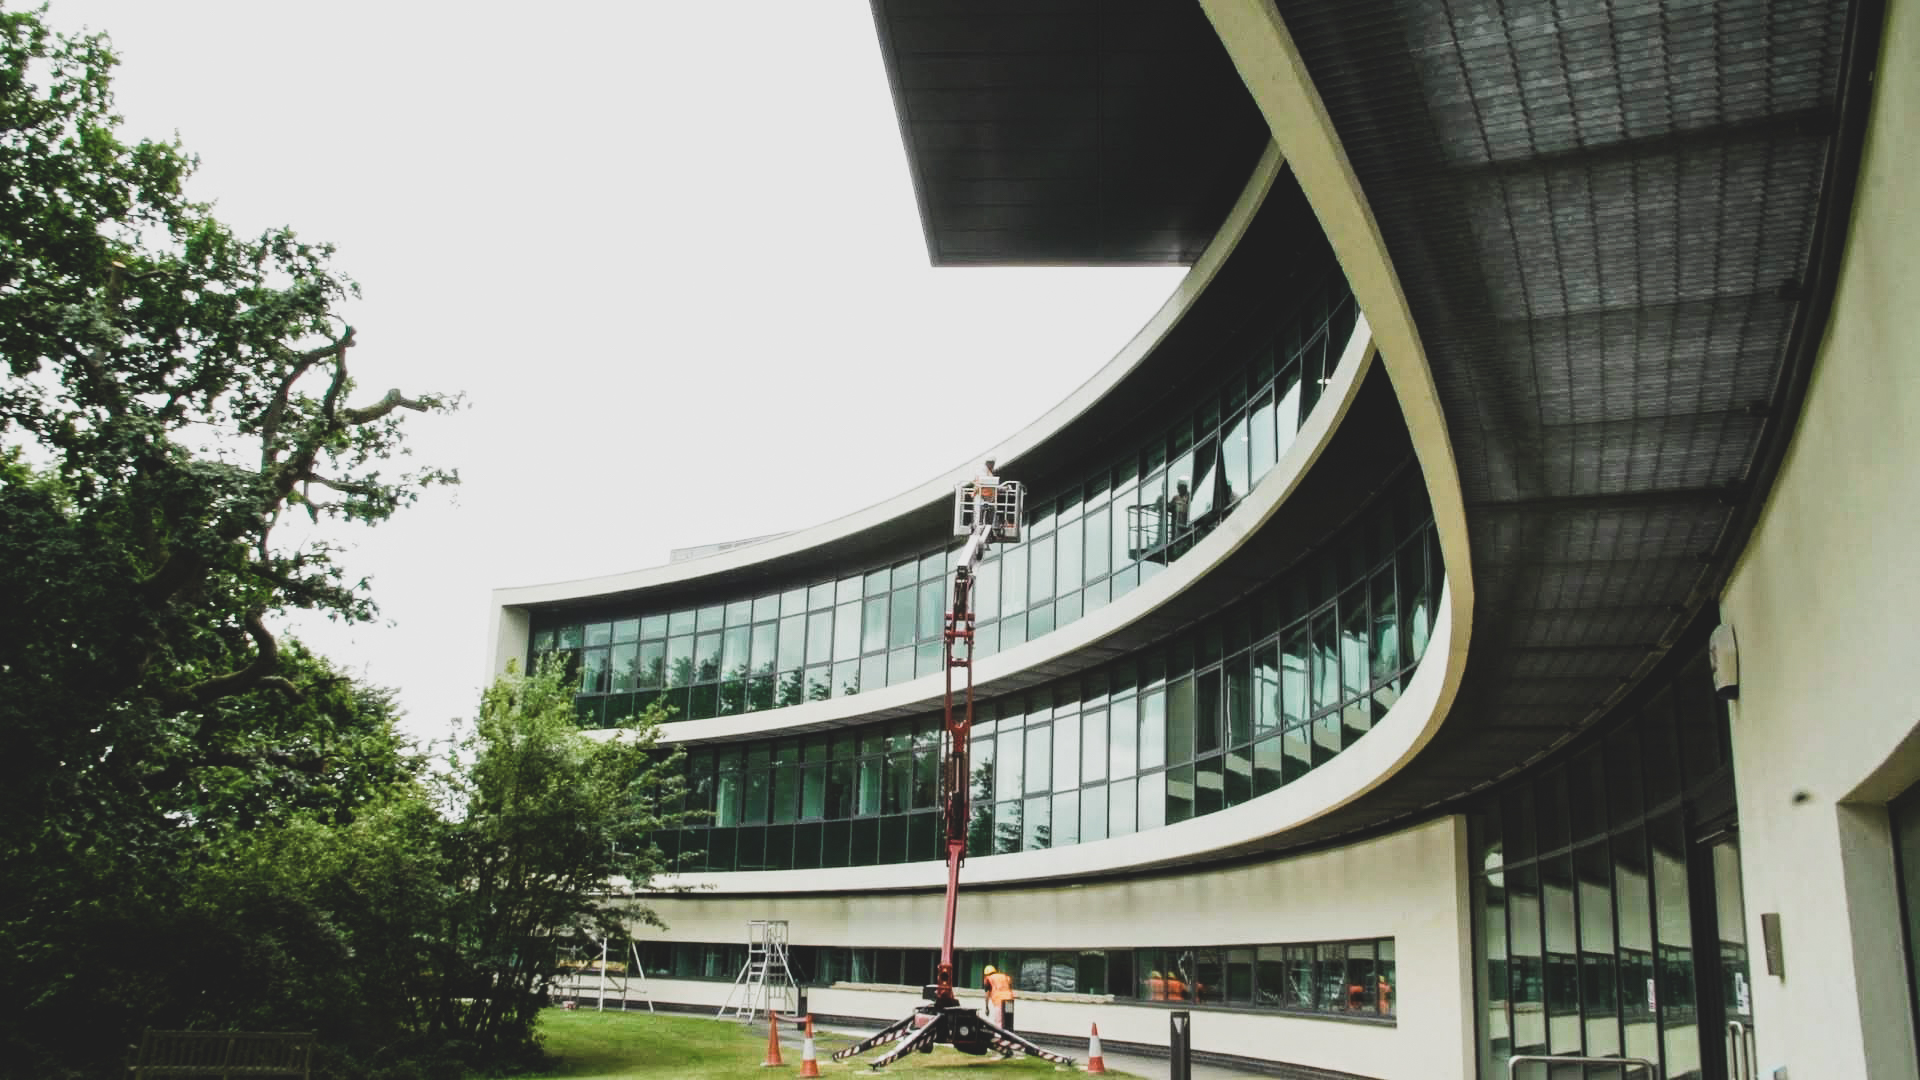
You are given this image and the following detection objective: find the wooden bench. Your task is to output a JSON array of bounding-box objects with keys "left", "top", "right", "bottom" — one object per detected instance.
[{"left": 128, "top": 1029, "right": 314, "bottom": 1078}]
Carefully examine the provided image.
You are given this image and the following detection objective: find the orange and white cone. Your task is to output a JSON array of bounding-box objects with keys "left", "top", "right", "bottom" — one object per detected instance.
[
  {"left": 1085, "top": 1023, "right": 1107, "bottom": 1073},
  {"left": 761, "top": 1011, "right": 786, "bottom": 1068},
  {"left": 798, "top": 1014, "right": 822, "bottom": 1078}
]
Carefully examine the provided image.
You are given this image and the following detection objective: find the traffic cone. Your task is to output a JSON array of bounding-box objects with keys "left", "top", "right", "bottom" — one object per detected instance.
[
  {"left": 1085, "top": 1023, "right": 1107, "bottom": 1073},
  {"left": 761, "top": 1011, "right": 785, "bottom": 1068},
  {"left": 798, "top": 1014, "right": 822, "bottom": 1078}
]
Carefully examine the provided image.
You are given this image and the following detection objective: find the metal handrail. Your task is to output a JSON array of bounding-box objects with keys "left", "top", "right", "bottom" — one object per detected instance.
[
  {"left": 1507, "top": 1054, "right": 1661, "bottom": 1078},
  {"left": 1729, "top": 1020, "right": 1757, "bottom": 1080}
]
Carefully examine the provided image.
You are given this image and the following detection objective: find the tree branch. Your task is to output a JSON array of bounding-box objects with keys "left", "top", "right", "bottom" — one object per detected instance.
[
  {"left": 259, "top": 326, "right": 354, "bottom": 469},
  {"left": 167, "top": 611, "right": 297, "bottom": 709},
  {"left": 76, "top": 261, "right": 131, "bottom": 418},
  {"left": 342, "top": 388, "right": 434, "bottom": 425},
  {"left": 304, "top": 473, "right": 381, "bottom": 498}
]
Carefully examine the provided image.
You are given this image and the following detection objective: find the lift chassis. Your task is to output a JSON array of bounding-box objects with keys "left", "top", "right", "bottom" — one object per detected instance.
[{"left": 833, "top": 465, "right": 1075, "bottom": 1070}]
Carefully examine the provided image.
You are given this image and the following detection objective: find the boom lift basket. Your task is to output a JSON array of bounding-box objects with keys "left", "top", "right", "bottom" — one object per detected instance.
[{"left": 953, "top": 479, "right": 1023, "bottom": 543}]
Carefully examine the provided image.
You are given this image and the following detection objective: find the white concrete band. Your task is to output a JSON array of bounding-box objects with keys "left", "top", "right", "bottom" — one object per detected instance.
[{"left": 640, "top": 313, "right": 1377, "bottom": 748}]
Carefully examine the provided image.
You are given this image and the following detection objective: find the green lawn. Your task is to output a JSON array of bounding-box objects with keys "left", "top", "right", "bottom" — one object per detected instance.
[{"left": 523, "top": 1009, "right": 1142, "bottom": 1078}]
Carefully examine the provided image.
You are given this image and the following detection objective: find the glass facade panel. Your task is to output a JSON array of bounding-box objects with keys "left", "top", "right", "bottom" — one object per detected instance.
[
  {"left": 993, "top": 800, "right": 1022, "bottom": 854},
  {"left": 1002, "top": 548, "right": 1028, "bottom": 615},
  {"left": 1138, "top": 770, "right": 1166, "bottom": 832},
  {"left": 918, "top": 580, "right": 943, "bottom": 642},
  {"left": 974, "top": 559, "right": 1000, "bottom": 622},
  {"left": 1110, "top": 697, "right": 1138, "bottom": 778},
  {"left": 1542, "top": 854, "right": 1579, "bottom": 1053},
  {"left": 1617, "top": 827, "right": 1659, "bottom": 1066},
  {"left": 1369, "top": 567, "right": 1398, "bottom": 685},
  {"left": 1472, "top": 641, "right": 1740, "bottom": 1079},
  {"left": 1025, "top": 725, "right": 1052, "bottom": 797},
  {"left": 1140, "top": 690, "right": 1167, "bottom": 771},
  {"left": 1310, "top": 610, "right": 1338, "bottom": 715},
  {"left": 1508, "top": 864, "right": 1546, "bottom": 1054},
  {"left": 627, "top": 464, "right": 1441, "bottom": 872},
  {"left": 666, "top": 636, "right": 693, "bottom": 688},
  {"left": 1053, "top": 713, "right": 1080, "bottom": 792},
  {"left": 777, "top": 616, "right": 804, "bottom": 672},
  {"left": 1080, "top": 709, "right": 1107, "bottom": 783},
  {"left": 1084, "top": 507, "right": 1110, "bottom": 583},
  {"left": 890, "top": 587, "right": 916, "bottom": 650},
  {"left": 862, "top": 597, "right": 887, "bottom": 655},
  {"left": 832, "top": 601, "right": 860, "bottom": 661},
  {"left": 1081, "top": 784, "right": 1107, "bottom": 842},
  {"left": 1576, "top": 840, "right": 1620, "bottom": 1057},
  {"left": 1109, "top": 778, "right": 1137, "bottom": 838},
  {"left": 1167, "top": 677, "right": 1196, "bottom": 764},
  {"left": 996, "top": 730, "right": 1024, "bottom": 801},
  {"left": 698, "top": 626, "right": 725, "bottom": 676}
]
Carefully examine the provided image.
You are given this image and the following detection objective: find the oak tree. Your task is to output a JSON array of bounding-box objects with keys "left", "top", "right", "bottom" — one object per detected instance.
[{"left": 0, "top": 10, "right": 453, "bottom": 1073}]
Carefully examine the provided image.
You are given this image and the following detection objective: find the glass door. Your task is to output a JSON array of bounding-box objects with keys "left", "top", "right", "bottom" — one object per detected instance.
[{"left": 1690, "top": 831, "right": 1756, "bottom": 1080}]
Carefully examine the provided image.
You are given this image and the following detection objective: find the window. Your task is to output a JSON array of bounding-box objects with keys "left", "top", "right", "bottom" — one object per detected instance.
[{"left": 617, "top": 465, "right": 1442, "bottom": 875}]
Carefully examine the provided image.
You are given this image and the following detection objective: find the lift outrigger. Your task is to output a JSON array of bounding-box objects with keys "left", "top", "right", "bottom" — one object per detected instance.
[{"left": 832, "top": 463, "right": 1076, "bottom": 1071}]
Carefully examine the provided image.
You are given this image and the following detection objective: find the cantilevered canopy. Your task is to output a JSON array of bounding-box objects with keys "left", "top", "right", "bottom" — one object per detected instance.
[
  {"left": 869, "top": 0, "right": 1271, "bottom": 266},
  {"left": 1252, "top": 0, "right": 1878, "bottom": 839}
]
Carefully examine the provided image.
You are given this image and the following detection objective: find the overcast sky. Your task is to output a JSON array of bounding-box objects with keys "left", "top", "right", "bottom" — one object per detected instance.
[{"left": 44, "top": 1, "right": 1186, "bottom": 739}]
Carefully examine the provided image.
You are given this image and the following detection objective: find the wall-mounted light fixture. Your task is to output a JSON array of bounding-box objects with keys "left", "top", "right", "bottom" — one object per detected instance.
[{"left": 1710, "top": 622, "right": 1740, "bottom": 701}]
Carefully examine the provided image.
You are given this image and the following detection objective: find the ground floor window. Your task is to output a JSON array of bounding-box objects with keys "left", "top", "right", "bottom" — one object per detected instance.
[
  {"left": 1471, "top": 639, "right": 1736, "bottom": 1079},
  {"left": 629, "top": 936, "right": 1394, "bottom": 1020}
]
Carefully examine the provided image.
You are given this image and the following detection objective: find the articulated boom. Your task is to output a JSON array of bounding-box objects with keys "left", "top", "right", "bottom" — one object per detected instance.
[{"left": 832, "top": 465, "right": 1075, "bottom": 1070}]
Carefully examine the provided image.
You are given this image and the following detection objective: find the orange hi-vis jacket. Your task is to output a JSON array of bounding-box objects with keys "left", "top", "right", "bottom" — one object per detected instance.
[{"left": 986, "top": 971, "right": 1015, "bottom": 1004}]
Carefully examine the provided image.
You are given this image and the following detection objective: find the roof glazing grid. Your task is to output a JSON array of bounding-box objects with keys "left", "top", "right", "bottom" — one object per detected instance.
[{"left": 1273, "top": 0, "right": 1853, "bottom": 822}]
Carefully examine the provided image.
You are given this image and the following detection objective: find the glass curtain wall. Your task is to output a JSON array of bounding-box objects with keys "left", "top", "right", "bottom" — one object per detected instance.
[
  {"left": 634, "top": 937, "right": 1395, "bottom": 1020},
  {"left": 1472, "top": 648, "right": 1733, "bottom": 1080},
  {"left": 659, "top": 472, "right": 1439, "bottom": 871},
  {"left": 535, "top": 273, "right": 1357, "bottom": 727}
]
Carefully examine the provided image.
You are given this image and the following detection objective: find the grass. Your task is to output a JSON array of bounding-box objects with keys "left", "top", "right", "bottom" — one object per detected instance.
[{"left": 521, "top": 1008, "right": 1143, "bottom": 1079}]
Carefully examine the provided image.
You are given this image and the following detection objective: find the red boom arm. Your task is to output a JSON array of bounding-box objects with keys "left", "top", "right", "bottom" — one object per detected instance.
[{"left": 932, "top": 567, "right": 976, "bottom": 1008}]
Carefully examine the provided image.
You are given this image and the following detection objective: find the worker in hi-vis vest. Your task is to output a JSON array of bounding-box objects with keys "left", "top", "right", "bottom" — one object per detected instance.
[{"left": 982, "top": 964, "right": 1015, "bottom": 1027}]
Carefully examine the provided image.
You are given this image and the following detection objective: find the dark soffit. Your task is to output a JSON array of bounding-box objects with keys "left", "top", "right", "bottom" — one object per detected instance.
[
  {"left": 868, "top": 0, "right": 1272, "bottom": 266},
  {"left": 1241, "top": 0, "right": 1883, "bottom": 852}
]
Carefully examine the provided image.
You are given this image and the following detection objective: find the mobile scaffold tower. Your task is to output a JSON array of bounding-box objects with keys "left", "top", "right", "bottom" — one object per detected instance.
[
  {"left": 717, "top": 920, "right": 799, "bottom": 1023},
  {"left": 833, "top": 464, "right": 1075, "bottom": 1069}
]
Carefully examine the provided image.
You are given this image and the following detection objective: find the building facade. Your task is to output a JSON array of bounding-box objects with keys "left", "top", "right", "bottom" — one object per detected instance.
[{"left": 491, "top": 2, "right": 1918, "bottom": 1077}]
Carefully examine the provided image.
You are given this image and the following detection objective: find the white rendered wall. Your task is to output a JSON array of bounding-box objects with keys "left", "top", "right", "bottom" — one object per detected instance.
[
  {"left": 625, "top": 816, "right": 1475, "bottom": 1079},
  {"left": 1718, "top": 3, "right": 1920, "bottom": 1076}
]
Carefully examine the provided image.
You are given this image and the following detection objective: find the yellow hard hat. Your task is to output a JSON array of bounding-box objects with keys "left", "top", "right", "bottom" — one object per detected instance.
[
  {"left": 1150, "top": 971, "right": 1163, "bottom": 978},
  {"left": 983, "top": 965, "right": 997, "bottom": 976}
]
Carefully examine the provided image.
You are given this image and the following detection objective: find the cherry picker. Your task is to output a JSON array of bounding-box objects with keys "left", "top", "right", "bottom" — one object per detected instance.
[{"left": 831, "top": 463, "right": 1077, "bottom": 1070}]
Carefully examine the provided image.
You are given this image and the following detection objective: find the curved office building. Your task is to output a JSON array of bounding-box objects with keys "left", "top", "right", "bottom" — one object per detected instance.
[{"left": 492, "top": 2, "right": 1920, "bottom": 1076}]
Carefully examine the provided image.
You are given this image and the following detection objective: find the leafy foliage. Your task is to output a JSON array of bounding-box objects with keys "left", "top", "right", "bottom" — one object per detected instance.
[
  {"left": 0, "top": 9, "right": 462, "bottom": 1076},
  {"left": 4, "top": 648, "right": 437, "bottom": 1079},
  {"left": 0, "top": 5, "right": 455, "bottom": 852},
  {"left": 0, "top": 12, "right": 703, "bottom": 1077},
  {"left": 425, "top": 657, "right": 692, "bottom": 1066}
]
